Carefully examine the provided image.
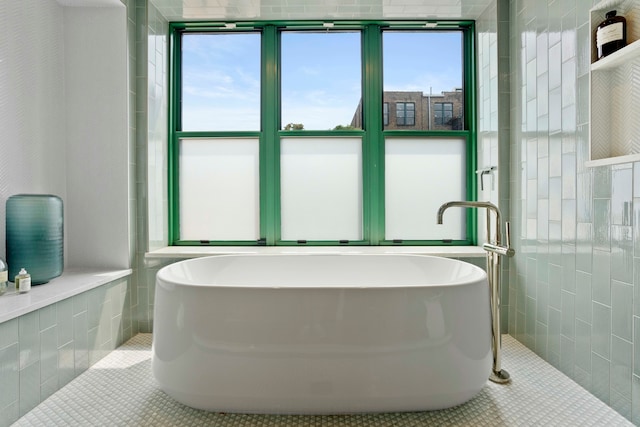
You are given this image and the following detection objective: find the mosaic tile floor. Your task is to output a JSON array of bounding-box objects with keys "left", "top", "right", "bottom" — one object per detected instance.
[{"left": 14, "top": 334, "right": 633, "bottom": 426}]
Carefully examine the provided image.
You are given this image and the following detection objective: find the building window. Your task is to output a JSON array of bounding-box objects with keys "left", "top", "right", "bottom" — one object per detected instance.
[
  {"left": 170, "top": 22, "right": 474, "bottom": 246},
  {"left": 434, "top": 102, "right": 453, "bottom": 125},
  {"left": 395, "top": 102, "right": 415, "bottom": 126},
  {"left": 383, "top": 102, "right": 389, "bottom": 126}
]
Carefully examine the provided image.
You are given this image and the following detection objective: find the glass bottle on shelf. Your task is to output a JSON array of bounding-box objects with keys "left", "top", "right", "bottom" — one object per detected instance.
[{"left": 596, "top": 10, "right": 627, "bottom": 60}]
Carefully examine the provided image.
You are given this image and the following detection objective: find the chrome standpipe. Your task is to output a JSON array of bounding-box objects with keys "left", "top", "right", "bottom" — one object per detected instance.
[{"left": 437, "top": 201, "right": 515, "bottom": 384}]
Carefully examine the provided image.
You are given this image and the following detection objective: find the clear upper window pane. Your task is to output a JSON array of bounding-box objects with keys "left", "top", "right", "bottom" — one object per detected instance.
[
  {"left": 281, "top": 31, "right": 362, "bottom": 131},
  {"left": 383, "top": 31, "right": 463, "bottom": 131},
  {"left": 181, "top": 33, "right": 261, "bottom": 131}
]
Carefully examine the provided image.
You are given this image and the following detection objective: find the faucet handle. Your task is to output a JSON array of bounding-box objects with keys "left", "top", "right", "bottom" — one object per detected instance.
[{"left": 504, "top": 221, "right": 512, "bottom": 251}]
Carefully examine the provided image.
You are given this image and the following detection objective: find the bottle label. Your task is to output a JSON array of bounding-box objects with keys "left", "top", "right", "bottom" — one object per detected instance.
[
  {"left": 18, "top": 277, "right": 31, "bottom": 292},
  {"left": 597, "top": 23, "right": 624, "bottom": 48},
  {"left": 0, "top": 271, "right": 7, "bottom": 282}
]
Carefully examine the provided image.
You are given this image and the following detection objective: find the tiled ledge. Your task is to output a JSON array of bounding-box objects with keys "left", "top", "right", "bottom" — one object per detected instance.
[
  {"left": 0, "top": 268, "right": 132, "bottom": 324},
  {"left": 146, "top": 245, "right": 487, "bottom": 259}
]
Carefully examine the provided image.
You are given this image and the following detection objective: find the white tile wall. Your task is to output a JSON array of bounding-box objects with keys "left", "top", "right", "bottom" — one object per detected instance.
[
  {"left": 0, "top": 0, "right": 68, "bottom": 260},
  {"left": 63, "top": 6, "right": 131, "bottom": 269}
]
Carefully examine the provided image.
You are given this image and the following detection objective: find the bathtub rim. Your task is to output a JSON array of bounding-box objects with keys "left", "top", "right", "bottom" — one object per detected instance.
[{"left": 155, "top": 253, "right": 487, "bottom": 289}]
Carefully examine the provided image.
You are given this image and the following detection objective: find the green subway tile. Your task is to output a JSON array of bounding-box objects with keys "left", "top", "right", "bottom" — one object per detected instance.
[
  {"left": 560, "top": 336, "right": 575, "bottom": 379},
  {"left": 0, "top": 344, "right": 19, "bottom": 410},
  {"left": 535, "top": 321, "right": 548, "bottom": 359},
  {"left": 58, "top": 341, "right": 75, "bottom": 388},
  {"left": 593, "top": 199, "right": 611, "bottom": 251},
  {"left": 548, "top": 263, "right": 563, "bottom": 310},
  {"left": 575, "top": 319, "right": 591, "bottom": 372},
  {"left": 72, "top": 293, "right": 87, "bottom": 316},
  {"left": 592, "top": 352, "right": 611, "bottom": 405},
  {"left": 594, "top": 166, "right": 611, "bottom": 198},
  {"left": 611, "top": 336, "right": 632, "bottom": 400},
  {"left": 592, "top": 302, "right": 611, "bottom": 360},
  {"left": 575, "top": 222, "right": 592, "bottom": 273},
  {"left": 548, "top": 307, "right": 561, "bottom": 355},
  {"left": 577, "top": 172, "right": 593, "bottom": 224},
  {"left": 40, "top": 326, "right": 58, "bottom": 385},
  {"left": 0, "top": 401, "right": 19, "bottom": 427},
  {"left": 0, "top": 318, "right": 18, "bottom": 350},
  {"left": 73, "top": 312, "right": 88, "bottom": 376},
  {"left": 610, "top": 389, "right": 632, "bottom": 421},
  {"left": 562, "top": 153, "right": 576, "bottom": 199},
  {"left": 574, "top": 365, "right": 591, "bottom": 391},
  {"left": 592, "top": 250, "right": 611, "bottom": 306},
  {"left": 562, "top": 244, "right": 576, "bottom": 292},
  {"left": 39, "top": 305, "right": 56, "bottom": 332},
  {"left": 611, "top": 280, "right": 633, "bottom": 342},
  {"left": 632, "top": 375, "right": 640, "bottom": 425},
  {"left": 575, "top": 270, "right": 592, "bottom": 323},
  {"left": 526, "top": 296, "right": 536, "bottom": 338},
  {"left": 19, "top": 362, "right": 40, "bottom": 417},
  {"left": 561, "top": 290, "right": 575, "bottom": 339},
  {"left": 634, "top": 317, "right": 640, "bottom": 377},
  {"left": 612, "top": 167, "right": 633, "bottom": 226},
  {"left": 40, "top": 375, "right": 58, "bottom": 403},
  {"left": 56, "top": 298, "right": 74, "bottom": 348},
  {"left": 536, "top": 280, "right": 549, "bottom": 325},
  {"left": 611, "top": 226, "right": 633, "bottom": 284},
  {"left": 634, "top": 259, "right": 640, "bottom": 317},
  {"left": 18, "top": 312, "right": 39, "bottom": 370}
]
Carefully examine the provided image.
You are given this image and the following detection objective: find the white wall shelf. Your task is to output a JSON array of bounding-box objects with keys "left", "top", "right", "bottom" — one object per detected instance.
[
  {"left": 588, "top": 0, "right": 640, "bottom": 166},
  {"left": 590, "top": 38, "right": 640, "bottom": 71}
]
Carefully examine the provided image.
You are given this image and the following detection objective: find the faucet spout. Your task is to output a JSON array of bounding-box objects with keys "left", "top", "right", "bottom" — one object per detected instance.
[{"left": 437, "top": 201, "right": 502, "bottom": 242}]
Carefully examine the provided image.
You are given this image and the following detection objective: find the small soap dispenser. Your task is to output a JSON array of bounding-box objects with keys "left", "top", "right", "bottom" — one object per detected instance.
[{"left": 15, "top": 268, "right": 31, "bottom": 293}]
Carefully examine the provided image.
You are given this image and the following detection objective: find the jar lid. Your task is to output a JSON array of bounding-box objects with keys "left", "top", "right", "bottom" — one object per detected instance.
[{"left": 606, "top": 10, "right": 617, "bottom": 18}]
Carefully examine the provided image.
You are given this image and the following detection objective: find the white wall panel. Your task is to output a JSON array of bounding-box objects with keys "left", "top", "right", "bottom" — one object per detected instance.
[
  {"left": 0, "top": 0, "right": 67, "bottom": 261},
  {"left": 64, "top": 6, "right": 130, "bottom": 268}
]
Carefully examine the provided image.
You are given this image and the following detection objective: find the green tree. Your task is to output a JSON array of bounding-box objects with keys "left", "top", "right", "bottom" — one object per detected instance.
[
  {"left": 283, "top": 123, "right": 304, "bottom": 130},
  {"left": 333, "top": 124, "right": 357, "bottom": 130}
]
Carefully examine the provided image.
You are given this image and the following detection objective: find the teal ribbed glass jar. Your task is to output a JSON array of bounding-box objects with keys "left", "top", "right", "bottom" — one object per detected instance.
[{"left": 6, "top": 194, "right": 64, "bottom": 285}]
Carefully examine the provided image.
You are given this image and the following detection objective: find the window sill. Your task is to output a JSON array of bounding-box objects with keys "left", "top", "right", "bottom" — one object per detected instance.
[
  {"left": 0, "top": 268, "right": 132, "bottom": 324},
  {"left": 145, "top": 245, "right": 487, "bottom": 259}
]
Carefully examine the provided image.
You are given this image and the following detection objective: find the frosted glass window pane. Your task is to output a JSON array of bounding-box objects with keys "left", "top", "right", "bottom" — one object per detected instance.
[
  {"left": 181, "top": 33, "right": 261, "bottom": 131},
  {"left": 281, "top": 137, "right": 362, "bottom": 240},
  {"left": 385, "top": 138, "right": 466, "bottom": 240},
  {"left": 179, "top": 138, "right": 259, "bottom": 240}
]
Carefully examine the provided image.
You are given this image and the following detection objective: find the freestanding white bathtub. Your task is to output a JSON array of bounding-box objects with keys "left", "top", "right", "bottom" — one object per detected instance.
[{"left": 152, "top": 254, "right": 492, "bottom": 414}]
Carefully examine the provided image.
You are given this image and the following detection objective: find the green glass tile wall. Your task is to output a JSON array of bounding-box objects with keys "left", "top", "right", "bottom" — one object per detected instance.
[
  {"left": 508, "top": 0, "right": 639, "bottom": 423},
  {"left": 0, "top": 279, "right": 133, "bottom": 427}
]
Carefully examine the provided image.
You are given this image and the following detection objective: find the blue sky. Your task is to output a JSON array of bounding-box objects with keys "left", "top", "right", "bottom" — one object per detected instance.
[{"left": 181, "top": 30, "right": 462, "bottom": 131}]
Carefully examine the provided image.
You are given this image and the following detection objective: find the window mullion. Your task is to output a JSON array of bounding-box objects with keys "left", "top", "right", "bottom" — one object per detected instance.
[
  {"left": 362, "top": 24, "right": 384, "bottom": 245},
  {"left": 262, "top": 25, "right": 280, "bottom": 245}
]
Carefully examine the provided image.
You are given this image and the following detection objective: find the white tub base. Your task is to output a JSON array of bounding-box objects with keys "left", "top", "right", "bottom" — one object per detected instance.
[{"left": 152, "top": 254, "right": 492, "bottom": 414}]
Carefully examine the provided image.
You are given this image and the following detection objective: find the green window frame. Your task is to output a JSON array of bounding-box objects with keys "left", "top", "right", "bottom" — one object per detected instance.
[{"left": 168, "top": 21, "right": 477, "bottom": 247}]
